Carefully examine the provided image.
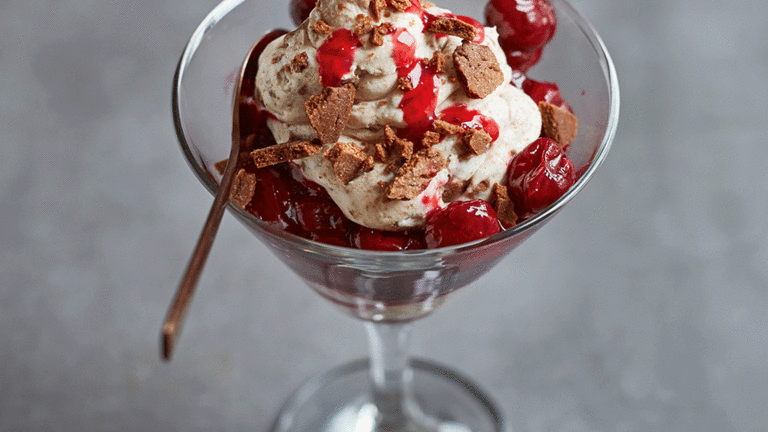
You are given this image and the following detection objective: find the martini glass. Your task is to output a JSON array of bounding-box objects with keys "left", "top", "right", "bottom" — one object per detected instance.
[{"left": 171, "top": 0, "right": 619, "bottom": 430}]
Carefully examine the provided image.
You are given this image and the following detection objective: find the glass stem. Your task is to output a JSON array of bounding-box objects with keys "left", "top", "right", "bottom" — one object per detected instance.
[{"left": 365, "top": 322, "right": 415, "bottom": 426}]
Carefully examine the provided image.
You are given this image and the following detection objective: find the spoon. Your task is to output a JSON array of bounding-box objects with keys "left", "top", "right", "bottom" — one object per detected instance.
[{"left": 161, "top": 30, "right": 286, "bottom": 361}]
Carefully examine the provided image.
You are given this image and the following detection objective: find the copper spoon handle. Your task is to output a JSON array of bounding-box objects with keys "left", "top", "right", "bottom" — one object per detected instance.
[{"left": 161, "top": 43, "right": 256, "bottom": 361}]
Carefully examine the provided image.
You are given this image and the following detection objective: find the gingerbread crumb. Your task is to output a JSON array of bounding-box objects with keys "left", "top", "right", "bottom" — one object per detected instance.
[
  {"left": 371, "top": 22, "right": 394, "bottom": 46},
  {"left": 290, "top": 52, "right": 309, "bottom": 73},
  {"left": 325, "top": 141, "right": 373, "bottom": 184},
  {"left": 384, "top": 125, "right": 413, "bottom": 163},
  {"left": 453, "top": 41, "right": 504, "bottom": 99},
  {"left": 421, "top": 131, "right": 441, "bottom": 148},
  {"left": 389, "top": 0, "right": 411, "bottom": 12},
  {"left": 422, "top": 1, "right": 435, "bottom": 8},
  {"left": 385, "top": 147, "right": 447, "bottom": 200},
  {"left": 312, "top": 20, "right": 333, "bottom": 35},
  {"left": 354, "top": 14, "right": 375, "bottom": 35},
  {"left": 230, "top": 169, "right": 257, "bottom": 208},
  {"left": 214, "top": 159, "right": 228, "bottom": 175},
  {"left": 397, "top": 76, "right": 413, "bottom": 91},
  {"left": 461, "top": 129, "right": 493, "bottom": 156},
  {"left": 251, "top": 139, "right": 323, "bottom": 168},
  {"left": 489, "top": 183, "right": 518, "bottom": 226},
  {"left": 426, "top": 51, "right": 446, "bottom": 73},
  {"left": 305, "top": 83, "right": 356, "bottom": 145},
  {"left": 426, "top": 16, "right": 477, "bottom": 41},
  {"left": 374, "top": 142, "right": 389, "bottom": 162},
  {"left": 538, "top": 102, "right": 579, "bottom": 147},
  {"left": 432, "top": 119, "right": 465, "bottom": 136},
  {"left": 370, "top": 0, "right": 386, "bottom": 21}
]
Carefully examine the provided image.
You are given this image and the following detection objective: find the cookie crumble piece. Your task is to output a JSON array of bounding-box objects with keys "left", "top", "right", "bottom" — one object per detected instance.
[
  {"left": 231, "top": 169, "right": 257, "bottom": 208},
  {"left": 305, "top": 83, "right": 357, "bottom": 145},
  {"left": 461, "top": 129, "right": 493, "bottom": 156},
  {"left": 538, "top": 102, "right": 579, "bottom": 147},
  {"left": 290, "top": 52, "right": 309, "bottom": 73},
  {"left": 489, "top": 183, "right": 518, "bottom": 226},
  {"left": 370, "top": 0, "right": 387, "bottom": 21},
  {"left": 385, "top": 147, "right": 448, "bottom": 200},
  {"left": 426, "top": 16, "right": 477, "bottom": 41},
  {"left": 312, "top": 20, "right": 334, "bottom": 35},
  {"left": 453, "top": 41, "right": 504, "bottom": 99},
  {"left": 251, "top": 139, "right": 323, "bottom": 168},
  {"left": 389, "top": 0, "right": 412, "bottom": 12},
  {"left": 325, "top": 141, "right": 374, "bottom": 184},
  {"left": 426, "top": 51, "right": 446, "bottom": 73}
]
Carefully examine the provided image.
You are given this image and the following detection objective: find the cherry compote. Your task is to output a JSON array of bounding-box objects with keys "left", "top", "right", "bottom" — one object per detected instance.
[
  {"left": 484, "top": 0, "right": 556, "bottom": 72},
  {"left": 424, "top": 200, "right": 501, "bottom": 249},
  {"left": 506, "top": 137, "right": 575, "bottom": 218}
]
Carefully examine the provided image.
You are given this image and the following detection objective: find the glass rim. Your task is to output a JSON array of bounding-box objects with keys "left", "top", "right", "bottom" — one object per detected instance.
[{"left": 171, "top": 0, "right": 620, "bottom": 259}]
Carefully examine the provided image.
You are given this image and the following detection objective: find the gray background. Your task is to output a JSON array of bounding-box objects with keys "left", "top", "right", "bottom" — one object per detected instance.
[{"left": 1, "top": 0, "right": 767, "bottom": 431}]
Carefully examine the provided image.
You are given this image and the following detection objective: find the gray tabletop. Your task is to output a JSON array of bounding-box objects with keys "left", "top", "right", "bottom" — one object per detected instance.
[{"left": 2, "top": 0, "right": 767, "bottom": 431}]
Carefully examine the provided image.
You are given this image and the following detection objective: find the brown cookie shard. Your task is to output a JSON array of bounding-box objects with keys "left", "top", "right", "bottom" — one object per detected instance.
[
  {"left": 426, "top": 16, "right": 477, "bottom": 41},
  {"left": 453, "top": 41, "right": 504, "bottom": 99},
  {"left": 370, "top": 0, "right": 387, "bottom": 21},
  {"left": 374, "top": 125, "right": 413, "bottom": 164},
  {"left": 290, "top": 52, "right": 309, "bottom": 73},
  {"left": 214, "top": 158, "right": 228, "bottom": 175},
  {"left": 461, "top": 129, "right": 493, "bottom": 156},
  {"left": 325, "top": 141, "right": 374, "bottom": 185},
  {"left": 397, "top": 76, "right": 413, "bottom": 91},
  {"left": 382, "top": 125, "right": 413, "bottom": 164},
  {"left": 312, "top": 20, "right": 333, "bottom": 35},
  {"left": 426, "top": 50, "right": 446, "bottom": 73},
  {"left": 305, "top": 83, "right": 356, "bottom": 145},
  {"left": 389, "top": 0, "right": 411, "bottom": 12},
  {"left": 354, "top": 14, "right": 375, "bottom": 35},
  {"left": 421, "top": 131, "right": 441, "bottom": 148},
  {"left": 538, "top": 102, "right": 578, "bottom": 147},
  {"left": 230, "top": 169, "right": 257, "bottom": 208},
  {"left": 422, "top": 1, "right": 436, "bottom": 8},
  {"left": 385, "top": 147, "right": 448, "bottom": 200},
  {"left": 432, "top": 119, "right": 464, "bottom": 136},
  {"left": 489, "top": 183, "right": 518, "bottom": 226},
  {"left": 371, "top": 22, "right": 394, "bottom": 46},
  {"left": 251, "top": 139, "right": 323, "bottom": 168}
]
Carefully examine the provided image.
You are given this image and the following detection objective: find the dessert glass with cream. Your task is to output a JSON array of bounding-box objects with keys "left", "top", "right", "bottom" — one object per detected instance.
[{"left": 172, "top": 0, "right": 618, "bottom": 429}]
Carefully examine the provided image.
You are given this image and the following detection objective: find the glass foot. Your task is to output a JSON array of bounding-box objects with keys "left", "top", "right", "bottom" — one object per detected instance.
[{"left": 269, "top": 359, "right": 507, "bottom": 432}]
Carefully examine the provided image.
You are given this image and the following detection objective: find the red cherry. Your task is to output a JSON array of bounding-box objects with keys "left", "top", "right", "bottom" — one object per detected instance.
[
  {"left": 506, "top": 137, "right": 575, "bottom": 216},
  {"left": 248, "top": 167, "right": 294, "bottom": 227},
  {"left": 289, "top": 0, "right": 316, "bottom": 26},
  {"left": 484, "top": 0, "right": 557, "bottom": 53},
  {"left": 424, "top": 200, "right": 500, "bottom": 249},
  {"left": 352, "top": 227, "right": 424, "bottom": 251},
  {"left": 504, "top": 47, "right": 543, "bottom": 73},
  {"left": 294, "top": 196, "right": 348, "bottom": 235},
  {"left": 521, "top": 77, "right": 573, "bottom": 112}
]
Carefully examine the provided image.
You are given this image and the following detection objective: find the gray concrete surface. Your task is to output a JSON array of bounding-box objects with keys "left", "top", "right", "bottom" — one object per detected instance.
[{"left": 1, "top": 0, "right": 767, "bottom": 431}]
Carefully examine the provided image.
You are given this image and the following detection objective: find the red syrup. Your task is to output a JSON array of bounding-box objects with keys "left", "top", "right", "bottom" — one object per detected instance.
[
  {"left": 438, "top": 104, "right": 500, "bottom": 141},
  {"left": 391, "top": 28, "right": 441, "bottom": 144},
  {"left": 316, "top": 29, "right": 361, "bottom": 87}
]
